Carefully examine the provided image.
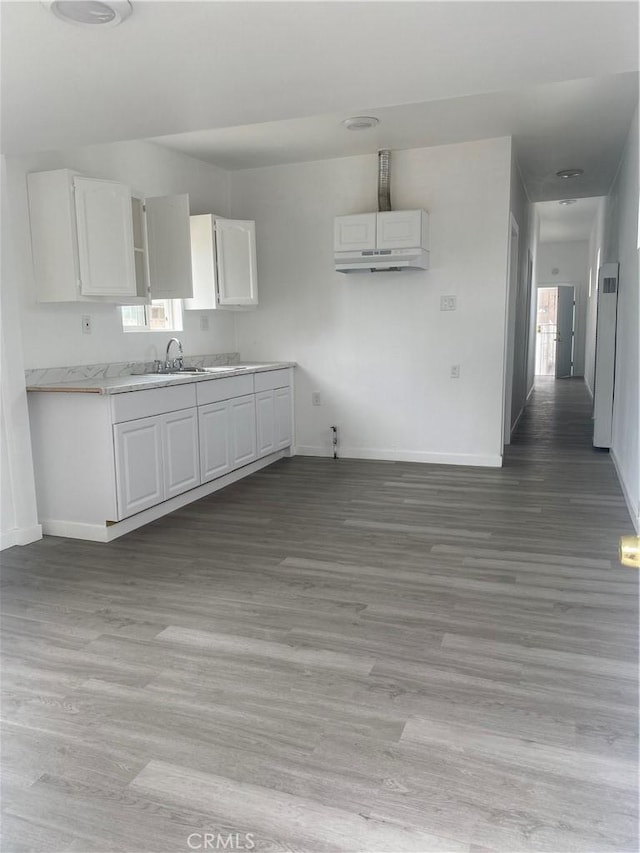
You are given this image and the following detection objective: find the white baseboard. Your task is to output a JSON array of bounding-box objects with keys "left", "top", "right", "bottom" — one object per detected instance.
[
  {"left": 0, "top": 523, "right": 43, "bottom": 551},
  {"left": 584, "top": 377, "right": 594, "bottom": 400},
  {"left": 610, "top": 449, "right": 640, "bottom": 534},
  {"left": 526, "top": 384, "right": 535, "bottom": 402},
  {"left": 39, "top": 451, "right": 287, "bottom": 543},
  {"left": 511, "top": 405, "right": 525, "bottom": 436},
  {"left": 296, "top": 445, "right": 502, "bottom": 468}
]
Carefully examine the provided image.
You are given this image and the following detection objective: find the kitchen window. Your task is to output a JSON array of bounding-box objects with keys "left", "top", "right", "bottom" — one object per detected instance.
[{"left": 120, "top": 299, "right": 183, "bottom": 333}]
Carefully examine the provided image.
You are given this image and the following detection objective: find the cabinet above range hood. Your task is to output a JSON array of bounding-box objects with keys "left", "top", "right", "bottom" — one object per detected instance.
[{"left": 334, "top": 209, "right": 429, "bottom": 273}]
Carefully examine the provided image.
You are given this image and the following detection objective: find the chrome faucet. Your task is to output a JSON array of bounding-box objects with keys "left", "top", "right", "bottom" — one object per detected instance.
[{"left": 164, "top": 337, "right": 184, "bottom": 371}]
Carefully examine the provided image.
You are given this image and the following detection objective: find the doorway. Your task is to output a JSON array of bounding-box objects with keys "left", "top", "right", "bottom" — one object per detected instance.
[{"left": 535, "top": 286, "right": 575, "bottom": 377}]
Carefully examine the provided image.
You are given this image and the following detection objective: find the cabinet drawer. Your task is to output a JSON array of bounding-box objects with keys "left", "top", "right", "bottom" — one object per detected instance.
[
  {"left": 111, "top": 384, "right": 196, "bottom": 424},
  {"left": 196, "top": 374, "right": 254, "bottom": 406},
  {"left": 254, "top": 369, "right": 290, "bottom": 393}
]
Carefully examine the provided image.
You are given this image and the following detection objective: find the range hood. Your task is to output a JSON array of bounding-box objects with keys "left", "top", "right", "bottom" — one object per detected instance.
[
  {"left": 334, "top": 150, "right": 429, "bottom": 273},
  {"left": 334, "top": 208, "right": 429, "bottom": 273},
  {"left": 335, "top": 244, "right": 429, "bottom": 273}
]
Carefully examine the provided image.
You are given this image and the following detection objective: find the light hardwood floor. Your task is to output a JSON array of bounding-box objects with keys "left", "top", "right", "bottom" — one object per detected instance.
[{"left": 1, "top": 377, "right": 638, "bottom": 852}]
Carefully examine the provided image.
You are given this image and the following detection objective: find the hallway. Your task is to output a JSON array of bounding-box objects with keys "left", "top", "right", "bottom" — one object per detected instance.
[{"left": 1, "top": 377, "right": 638, "bottom": 852}]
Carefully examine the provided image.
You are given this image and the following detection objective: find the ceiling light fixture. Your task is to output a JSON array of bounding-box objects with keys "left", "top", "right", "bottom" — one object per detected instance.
[
  {"left": 46, "top": 0, "right": 132, "bottom": 27},
  {"left": 558, "top": 199, "right": 577, "bottom": 206},
  {"left": 341, "top": 116, "right": 380, "bottom": 131},
  {"left": 556, "top": 168, "right": 584, "bottom": 179}
]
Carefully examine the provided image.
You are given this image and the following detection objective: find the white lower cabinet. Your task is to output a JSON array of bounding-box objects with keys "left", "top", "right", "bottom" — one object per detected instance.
[
  {"left": 199, "top": 400, "right": 232, "bottom": 483},
  {"left": 256, "top": 390, "right": 276, "bottom": 457},
  {"left": 27, "top": 366, "right": 294, "bottom": 541},
  {"left": 162, "top": 408, "right": 200, "bottom": 499},
  {"left": 230, "top": 394, "right": 257, "bottom": 467},
  {"left": 114, "top": 407, "right": 199, "bottom": 519},
  {"left": 255, "top": 372, "right": 293, "bottom": 458},
  {"left": 275, "top": 386, "right": 293, "bottom": 449},
  {"left": 114, "top": 415, "right": 164, "bottom": 518}
]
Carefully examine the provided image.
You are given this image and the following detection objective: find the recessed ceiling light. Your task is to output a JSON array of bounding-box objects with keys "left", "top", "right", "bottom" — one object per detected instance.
[
  {"left": 558, "top": 199, "right": 577, "bottom": 206},
  {"left": 46, "top": 1, "right": 132, "bottom": 27},
  {"left": 341, "top": 116, "right": 380, "bottom": 131},
  {"left": 556, "top": 168, "right": 584, "bottom": 179}
]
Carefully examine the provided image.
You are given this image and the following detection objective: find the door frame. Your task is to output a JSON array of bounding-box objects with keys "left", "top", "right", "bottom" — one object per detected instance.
[{"left": 502, "top": 213, "right": 520, "bottom": 448}]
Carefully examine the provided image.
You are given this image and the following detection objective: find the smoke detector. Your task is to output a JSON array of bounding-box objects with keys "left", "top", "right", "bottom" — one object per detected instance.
[
  {"left": 558, "top": 199, "right": 577, "bottom": 206},
  {"left": 341, "top": 116, "right": 380, "bottom": 131},
  {"left": 46, "top": 1, "right": 132, "bottom": 27},
  {"left": 556, "top": 168, "right": 584, "bottom": 179}
]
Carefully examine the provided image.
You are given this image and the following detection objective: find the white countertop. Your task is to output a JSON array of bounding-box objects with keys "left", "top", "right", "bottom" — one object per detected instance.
[{"left": 26, "top": 362, "right": 296, "bottom": 395}]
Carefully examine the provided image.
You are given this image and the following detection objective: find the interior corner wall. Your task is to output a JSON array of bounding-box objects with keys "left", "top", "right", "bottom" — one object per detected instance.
[
  {"left": 231, "top": 137, "right": 512, "bottom": 466},
  {"left": 1, "top": 156, "right": 41, "bottom": 549},
  {"left": 5, "top": 139, "right": 236, "bottom": 370},
  {"left": 584, "top": 198, "right": 607, "bottom": 397},
  {"left": 603, "top": 106, "right": 639, "bottom": 531},
  {"left": 507, "top": 152, "right": 533, "bottom": 436},
  {"left": 536, "top": 240, "right": 590, "bottom": 377}
]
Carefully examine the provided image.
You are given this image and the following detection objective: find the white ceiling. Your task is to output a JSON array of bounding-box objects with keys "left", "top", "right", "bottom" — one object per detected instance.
[
  {"left": 1, "top": 1, "right": 638, "bottom": 202},
  {"left": 537, "top": 197, "right": 602, "bottom": 243}
]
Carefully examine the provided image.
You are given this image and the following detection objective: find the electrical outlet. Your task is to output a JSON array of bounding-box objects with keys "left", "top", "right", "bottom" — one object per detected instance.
[
  {"left": 450, "top": 364, "right": 461, "bottom": 379},
  {"left": 440, "top": 295, "right": 457, "bottom": 311},
  {"left": 199, "top": 315, "right": 209, "bottom": 332},
  {"left": 81, "top": 315, "right": 91, "bottom": 334},
  {"left": 312, "top": 391, "right": 321, "bottom": 406}
]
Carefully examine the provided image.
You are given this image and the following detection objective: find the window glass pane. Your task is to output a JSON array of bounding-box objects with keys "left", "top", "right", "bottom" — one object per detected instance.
[{"left": 121, "top": 305, "right": 147, "bottom": 329}]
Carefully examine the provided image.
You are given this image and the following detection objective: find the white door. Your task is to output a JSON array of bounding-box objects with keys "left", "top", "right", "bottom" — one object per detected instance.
[
  {"left": 274, "top": 386, "right": 293, "bottom": 449},
  {"left": 215, "top": 219, "right": 258, "bottom": 306},
  {"left": 114, "top": 416, "right": 164, "bottom": 519},
  {"left": 74, "top": 177, "right": 137, "bottom": 297},
  {"left": 198, "top": 401, "right": 231, "bottom": 482},
  {"left": 230, "top": 394, "right": 257, "bottom": 468},
  {"left": 162, "top": 408, "right": 200, "bottom": 499},
  {"left": 256, "top": 390, "right": 276, "bottom": 457},
  {"left": 555, "top": 286, "right": 575, "bottom": 379},
  {"left": 145, "top": 194, "right": 193, "bottom": 299},
  {"left": 376, "top": 210, "right": 423, "bottom": 249},
  {"left": 334, "top": 214, "right": 377, "bottom": 252}
]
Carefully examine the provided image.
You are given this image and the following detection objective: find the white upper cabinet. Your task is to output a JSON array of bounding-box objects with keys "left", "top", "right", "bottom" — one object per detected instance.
[
  {"left": 334, "top": 210, "right": 429, "bottom": 252},
  {"left": 145, "top": 194, "right": 193, "bottom": 300},
  {"left": 334, "top": 213, "right": 377, "bottom": 252},
  {"left": 376, "top": 210, "right": 428, "bottom": 249},
  {"left": 27, "top": 169, "right": 193, "bottom": 303},
  {"left": 74, "top": 177, "right": 137, "bottom": 297},
  {"left": 185, "top": 214, "right": 258, "bottom": 311},
  {"left": 216, "top": 219, "right": 258, "bottom": 306}
]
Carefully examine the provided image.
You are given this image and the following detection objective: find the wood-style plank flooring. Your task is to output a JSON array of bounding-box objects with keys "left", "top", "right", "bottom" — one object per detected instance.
[{"left": 1, "top": 377, "right": 638, "bottom": 852}]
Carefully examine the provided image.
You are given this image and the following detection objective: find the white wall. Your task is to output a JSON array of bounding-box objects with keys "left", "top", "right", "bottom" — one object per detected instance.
[
  {"left": 604, "top": 108, "right": 639, "bottom": 531},
  {"left": 536, "top": 240, "right": 589, "bottom": 377},
  {"left": 507, "top": 153, "right": 534, "bottom": 436},
  {"left": 584, "top": 199, "right": 607, "bottom": 397},
  {"left": 5, "top": 140, "right": 236, "bottom": 370},
  {"left": 232, "top": 137, "right": 512, "bottom": 466},
  {"left": 1, "top": 156, "right": 41, "bottom": 548}
]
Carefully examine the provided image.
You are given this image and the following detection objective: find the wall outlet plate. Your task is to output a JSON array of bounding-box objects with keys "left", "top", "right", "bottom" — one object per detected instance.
[
  {"left": 450, "top": 364, "right": 460, "bottom": 379},
  {"left": 440, "top": 295, "right": 457, "bottom": 311},
  {"left": 81, "top": 315, "right": 91, "bottom": 334},
  {"left": 312, "top": 391, "right": 321, "bottom": 406}
]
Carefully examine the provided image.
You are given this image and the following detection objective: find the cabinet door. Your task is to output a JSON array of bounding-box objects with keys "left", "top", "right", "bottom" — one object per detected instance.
[
  {"left": 114, "top": 416, "right": 164, "bottom": 519},
  {"left": 215, "top": 219, "right": 258, "bottom": 306},
  {"left": 198, "top": 400, "right": 231, "bottom": 482},
  {"left": 376, "top": 210, "right": 424, "bottom": 249},
  {"left": 230, "top": 394, "right": 257, "bottom": 468},
  {"left": 184, "top": 214, "right": 217, "bottom": 310},
  {"left": 145, "top": 194, "right": 193, "bottom": 299},
  {"left": 274, "top": 386, "right": 293, "bottom": 449},
  {"left": 256, "top": 390, "right": 276, "bottom": 458},
  {"left": 74, "top": 177, "right": 137, "bottom": 297},
  {"left": 162, "top": 408, "right": 200, "bottom": 499},
  {"left": 334, "top": 214, "right": 376, "bottom": 252}
]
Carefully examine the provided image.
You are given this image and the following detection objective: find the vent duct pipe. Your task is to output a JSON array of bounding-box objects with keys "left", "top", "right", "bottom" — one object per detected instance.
[{"left": 377, "top": 149, "right": 392, "bottom": 212}]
